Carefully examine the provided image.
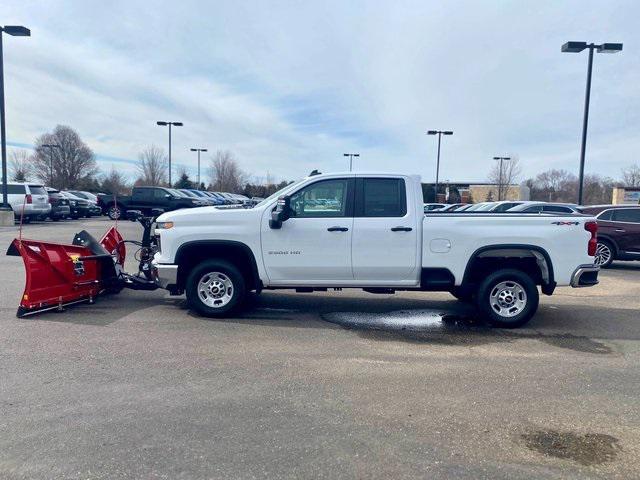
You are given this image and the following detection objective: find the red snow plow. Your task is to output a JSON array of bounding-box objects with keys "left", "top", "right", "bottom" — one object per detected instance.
[{"left": 7, "top": 211, "right": 160, "bottom": 318}]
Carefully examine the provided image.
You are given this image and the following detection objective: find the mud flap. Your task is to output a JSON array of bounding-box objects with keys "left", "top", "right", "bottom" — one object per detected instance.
[{"left": 6, "top": 228, "right": 127, "bottom": 318}]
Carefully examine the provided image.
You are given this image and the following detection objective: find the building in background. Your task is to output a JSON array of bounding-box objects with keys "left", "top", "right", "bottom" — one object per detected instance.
[
  {"left": 422, "top": 182, "right": 530, "bottom": 204},
  {"left": 612, "top": 187, "right": 640, "bottom": 205}
]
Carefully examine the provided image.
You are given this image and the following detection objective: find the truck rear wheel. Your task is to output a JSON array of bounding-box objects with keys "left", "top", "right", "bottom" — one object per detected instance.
[
  {"left": 107, "top": 205, "right": 122, "bottom": 220},
  {"left": 185, "top": 259, "right": 246, "bottom": 318},
  {"left": 475, "top": 269, "right": 539, "bottom": 328}
]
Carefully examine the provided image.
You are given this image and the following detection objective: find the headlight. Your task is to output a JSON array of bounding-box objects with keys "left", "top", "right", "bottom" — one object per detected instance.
[{"left": 156, "top": 221, "right": 174, "bottom": 230}]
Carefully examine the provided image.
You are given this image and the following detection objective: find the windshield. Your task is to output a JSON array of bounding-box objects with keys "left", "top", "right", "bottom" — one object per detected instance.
[
  {"left": 168, "top": 189, "right": 188, "bottom": 197},
  {"left": 28, "top": 185, "right": 47, "bottom": 195},
  {"left": 255, "top": 179, "right": 305, "bottom": 208}
]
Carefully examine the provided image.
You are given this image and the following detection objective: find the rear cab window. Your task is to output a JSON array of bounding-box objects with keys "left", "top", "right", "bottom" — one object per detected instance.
[
  {"left": 356, "top": 178, "right": 407, "bottom": 217},
  {"left": 28, "top": 185, "right": 47, "bottom": 196}
]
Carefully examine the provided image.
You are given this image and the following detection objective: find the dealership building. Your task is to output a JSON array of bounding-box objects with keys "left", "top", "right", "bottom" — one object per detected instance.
[
  {"left": 612, "top": 187, "right": 640, "bottom": 205},
  {"left": 422, "top": 182, "right": 530, "bottom": 203}
]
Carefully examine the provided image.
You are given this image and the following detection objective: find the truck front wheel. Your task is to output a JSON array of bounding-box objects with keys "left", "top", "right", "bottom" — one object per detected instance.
[
  {"left": 185, "top": 259, "right": 246, "bottom": 318},
  {"left": 475, "top": 269, "right": 539, "bottom": 328},
  {"left": 107, "top": 205, "right": 123, "bottom": 220}
]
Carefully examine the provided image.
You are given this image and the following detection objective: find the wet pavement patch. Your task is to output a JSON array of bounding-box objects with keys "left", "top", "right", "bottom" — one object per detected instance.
[
  {"left": 536, "top": 333, "right": 612, "bottom": 354},
  {"left": 522, "top": 430, "right": 621, "bottom": 466}
]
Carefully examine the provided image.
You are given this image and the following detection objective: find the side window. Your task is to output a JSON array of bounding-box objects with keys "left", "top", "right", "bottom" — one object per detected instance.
[
  {"left": 525, "top": 205, "right": 543, "bottom": 213},
  {"left": 613, "top": 209, "right": 640, "bottom": 223},
  {"left": 361, "top": 178, "right": 406, "bottom": 217},
  {"left": 153, "top": 189, "right": 168, "bottom": 200},
  {"left": 597, "top": 209, "right": 613, "bottom": 220},
  {"left": 543, "top": 205, "right": 570, "bottom": 213},
  {"left": 7, "top": 185, "right": 26, "bottom": 195},
  {"left": 289, "top": 179, "right": 349, "bottom": 218}
]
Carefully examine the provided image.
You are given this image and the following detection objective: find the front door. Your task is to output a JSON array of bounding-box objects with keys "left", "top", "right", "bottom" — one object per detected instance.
[{"left": 261, "top": 178, "right": 354, "bottom": 284}]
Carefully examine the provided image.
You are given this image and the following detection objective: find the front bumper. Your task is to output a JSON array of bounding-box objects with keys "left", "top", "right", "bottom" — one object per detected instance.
[
  {"left": 153, "top": 262, "right": 178, "bottom": 289},
  {"left": 570, "top": 264, "right": 600, "bottom": 288}
]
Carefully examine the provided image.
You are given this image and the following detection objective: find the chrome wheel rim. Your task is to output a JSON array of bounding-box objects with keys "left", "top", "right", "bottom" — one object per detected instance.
[
  {"left": 109, "top": 206, "right": 121, "bottom": 219},
  {"left": 197, "top": 272, "right": 234, "bottom": 308},
  {"left": 594, "top": 243, "right": 611, "bottom": 266},
  {"left": 490, "top": 281, "right": 527, "bottom": 318}
]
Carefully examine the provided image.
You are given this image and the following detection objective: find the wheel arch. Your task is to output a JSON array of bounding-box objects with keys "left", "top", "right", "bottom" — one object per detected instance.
[
  {"left": 462, "top": 244, "right": 556, "bottom": 295},
  {"left": 175, "top": 240, "right": 261, "bottom": 292}
]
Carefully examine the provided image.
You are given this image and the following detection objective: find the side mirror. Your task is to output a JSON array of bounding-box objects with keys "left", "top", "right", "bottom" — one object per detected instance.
[
  {"left": 165, "top": 194, "right": 172, "bottom": 199},
  {"left": 269, "top": 195, "right": 292, "bottom": 229}
]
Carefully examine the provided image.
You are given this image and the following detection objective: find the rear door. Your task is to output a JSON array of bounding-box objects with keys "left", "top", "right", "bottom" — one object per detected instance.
[
  {"left": 611, "top": 208, "right": 640, "bottom": 254},
  {"left": 351, "top": 177, "right": 419, "bottom": 283},
  {"left": 28, "top": 185, "right": 49, "bottom": 209}
]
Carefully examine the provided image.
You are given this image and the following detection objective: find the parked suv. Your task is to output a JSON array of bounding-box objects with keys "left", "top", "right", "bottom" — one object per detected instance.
[
  {"left": 578, "top": 205, "right": 640, "bottom": 267},
  {"left": 45, "top": 187, "right": 71, "bottom": 220},
  {"left": 6, "top": 182, "right": 51, "bottom": 222}
]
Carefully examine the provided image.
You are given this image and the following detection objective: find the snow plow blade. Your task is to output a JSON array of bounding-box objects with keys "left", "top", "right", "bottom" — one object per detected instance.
[{"left": 6, "top": 228, "right": 126, "bottom": 318}]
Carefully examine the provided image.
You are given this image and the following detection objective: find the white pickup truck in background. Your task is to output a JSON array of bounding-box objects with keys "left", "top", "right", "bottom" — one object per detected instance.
[{"left": 153, "top": 172, "right": 600, "bottom": 328}]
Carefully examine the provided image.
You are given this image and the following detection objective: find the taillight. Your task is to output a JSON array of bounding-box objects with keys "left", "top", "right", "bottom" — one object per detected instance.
[
  {"left": 25, "top": 194, "right": 33, "bottom": 204},
  {"left": 585, "top": 221, "right": 598, "bottom": 257}
]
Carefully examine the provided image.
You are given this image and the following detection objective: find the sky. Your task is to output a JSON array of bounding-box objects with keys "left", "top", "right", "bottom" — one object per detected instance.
[{"left": 2, "top": 0, "right": 638, "bottom": 184}]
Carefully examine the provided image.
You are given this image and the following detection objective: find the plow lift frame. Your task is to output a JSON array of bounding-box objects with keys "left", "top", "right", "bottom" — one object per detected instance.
[{"left": 6, "top": 210, "right": 160, "bottom": 318}]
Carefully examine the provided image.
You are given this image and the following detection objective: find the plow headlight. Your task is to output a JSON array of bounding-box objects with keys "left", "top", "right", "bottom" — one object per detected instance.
[{"left": 156, "top": 221, "right": 174, "bottom": 230}]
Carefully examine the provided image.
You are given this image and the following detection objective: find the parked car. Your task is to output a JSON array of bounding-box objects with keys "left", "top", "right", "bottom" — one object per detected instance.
[
  {"left": 577, "top": 205, "right": 640, "bottom": 267},
  {"left": 45, "top": 187, "right": 71, "bottom": 220},
  {"left": 60, "top": 191, "right": 91, "bottom": 219},
  {"left": 424, "top": 203, "right": 447, "bottom": 212},
  {"left": 187, "top": 189, "right": 225, "bottom": 205},
  {"left": 6, "top": 182, "right": 51, "bottom": 222},
  {"left": 67, "top": 190, "right": 102, "bottom": 216},
  {"left": 153, "top": 172, "right": 600, "bottom": 328},
  {"left": 437, "top": 203, "right": 466, "bottom": 212},
  {"left": 507, "top": 202, "right": 580, "bottom": 214},
  {"left": 178, "top": 189, "right": 218, "bottom": 206},
  {"left": 97, "top": 186, "right": 207, "bottom": 220}
]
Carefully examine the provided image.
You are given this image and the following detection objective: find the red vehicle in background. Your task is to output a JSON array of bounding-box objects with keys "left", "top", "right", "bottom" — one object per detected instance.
[{"left": 577, "top": 205, "right": 640, "bottom": 267}]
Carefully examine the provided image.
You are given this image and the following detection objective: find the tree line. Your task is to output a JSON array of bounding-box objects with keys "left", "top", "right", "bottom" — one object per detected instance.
[{"left": 8, "top": 124, "right": 292, "bottom": 198}]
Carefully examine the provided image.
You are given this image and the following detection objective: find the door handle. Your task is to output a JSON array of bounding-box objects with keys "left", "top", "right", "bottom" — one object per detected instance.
[
  {"left": 327, "top": 226, "right": 349, "bottom": 232},
  {"left": 391, "top": 226, "right": 413, "bottom": 232},
  {"left": 615, "top": 229, "right": 626, "bottom": 232}
]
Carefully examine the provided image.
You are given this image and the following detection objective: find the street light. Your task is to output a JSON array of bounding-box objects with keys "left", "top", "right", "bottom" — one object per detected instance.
[
  {"left": 190, "top": 148, "right": 207, "bottom": 189},
  {"left": 156, "top": 121, "right": 183, "bottom": 186},
  {"left": 41, "top": 143, "right": 60, "bottom": 188},
  {"left": 1, "top": 25, "right": 31, "bottom": 212},
  {"left": 561, "top": 41, "right": 623, "bottom": 205},
  {"left": 343, "top": 153, "right": 359, "bottom": 171},
  {"left": 426, "top": 130, "right": 453, "bottom": 202},
  {"left": 493, "top": 156, "right": 511, "bottom": 201}
]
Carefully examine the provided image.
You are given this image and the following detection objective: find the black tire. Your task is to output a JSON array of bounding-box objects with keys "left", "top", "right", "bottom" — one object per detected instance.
[
  {"left": 594, "top": 240, "right": 614, "bottom": 268},
  {"left": 185, "top": 259, "right": 246, "bottom": 318},
  {"left": 450, "top": 287, "right": 474, "bottom": 303},
  {"left": 475, "top": 269, "right": 539, "bottom": 328}
]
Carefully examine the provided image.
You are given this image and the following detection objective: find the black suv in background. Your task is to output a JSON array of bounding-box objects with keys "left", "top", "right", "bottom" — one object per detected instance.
[
  {"left": 45, "top": 187, "right": 71, "bottom": 220},
  {"left": 98, "top": 186, "right": 206, "bottom": 219},
  {"left": 578, "top": 205, "right": 640, "bottom": 267}
]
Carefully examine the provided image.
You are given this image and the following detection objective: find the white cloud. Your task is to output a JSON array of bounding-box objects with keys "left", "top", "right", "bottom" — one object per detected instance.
[{"left": 2, "top": 0, "right": 639, "bottom": 184}]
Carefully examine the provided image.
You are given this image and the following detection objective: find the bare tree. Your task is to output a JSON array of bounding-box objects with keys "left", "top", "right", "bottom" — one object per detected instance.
[
  {"left": 101, "top": 168, "right": 130, "bottom": 195},
  {"left": 9, "top": 150, "right": 33, "bottom": 182},
  {"left": 137, "top": 145, "right": 167, "bottom": 186},
  {"left": 621, "top": 164, "right": 640, "bottom": 187},
  {"left": 488, "top": 158, "right": 522, "bottom": 200},
  {"left": 209, "top": 150, "right": 247, "bottom": 192},
  {"left": 32, "top": 125, "right": 98, "bottom": 189}
]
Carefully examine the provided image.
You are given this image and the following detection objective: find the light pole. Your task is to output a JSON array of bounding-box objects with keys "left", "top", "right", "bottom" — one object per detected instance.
[
  {"left": 493, "top": 156, "right": 511, "bottom": 201},
  {"left": 42, "top": 143, "right": 60, "bottom": 188},
  {"left": 426, "top": 130, "right": 453, "bottom": 202},
  {"left": 561, "top": 41, "right": 623, "bottom": 205},
  {"left": 156, "top": 121, "right": 183, "bottom": 186},
  {"left": 190, "top": 148, "right": 207, "bottom": 189},
  {"left": 0, "top": 25, "right": 30, "bottom": 212},
  {"left": 343, "top": 153, "right": 359, "bottom": 171}
]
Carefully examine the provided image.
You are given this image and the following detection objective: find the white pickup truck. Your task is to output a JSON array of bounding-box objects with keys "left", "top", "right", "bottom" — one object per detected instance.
[{"left": 152, "top": 172, "right": 599, "bottom": 328}]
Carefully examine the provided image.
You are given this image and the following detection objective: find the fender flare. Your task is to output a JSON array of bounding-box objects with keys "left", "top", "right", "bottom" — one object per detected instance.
[
  {"left": 174, "top": 239, "right": 261, "bottom": 290},
  {"left": 462, "top": 244, "right": 556, "bottom": 294}
]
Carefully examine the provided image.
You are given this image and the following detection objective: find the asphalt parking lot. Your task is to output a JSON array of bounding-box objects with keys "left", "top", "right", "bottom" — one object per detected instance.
[{"left": 1, "top": 218, "right": 639, "bottom": 479}]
